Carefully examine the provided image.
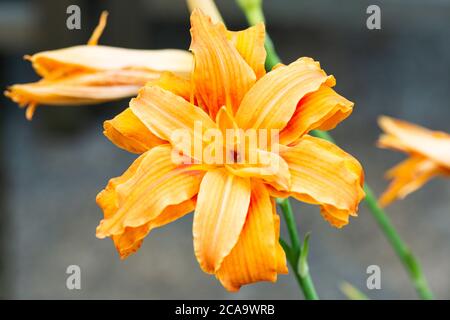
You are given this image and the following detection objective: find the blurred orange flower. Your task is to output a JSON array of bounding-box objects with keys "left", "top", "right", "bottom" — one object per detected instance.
[
  {"left": 4, "top": 12, "right": 192, "bottom": 120},
  {"left": 96, "top": 10, "right": 364, "bottom": 291},
  {"left": 378, "top": 116, "right": 450, "bottom": 207}
]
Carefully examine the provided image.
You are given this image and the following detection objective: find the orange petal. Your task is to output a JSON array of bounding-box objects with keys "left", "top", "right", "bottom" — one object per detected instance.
[
  {"left": 150, "top": 71, "right": 194, "bottom": 102},
  {"left": 130, "top": 85, "right": 216, "bottom": 162},
  {"left": 190, "top": 9, "right": 256, "bottom": 117},
  {"left": 216, "top": 182, "right": 286, "bottom": 291},
  {"left": 379, "top": 155, "right": 444, "bottom": 207},
  {"left": 96, "top": 144, "right": 205, "bottom": 239},
  {"left": 193, "top": 168, "right": 251, "bottom": 273},
  {"left": 271, "top": 201, "right": 289, "bottom": 274},
  {"left": 280, "top": 85, "right": 354, "bottom": 145},
  {"left": 29, "top": 45, "right": 192, "bottom": 80},
  {"left": 6, "top": 41, "right": 193, "bottom": 119},
  {"left": 103, "top": 108, "right": 166, "bottom": 154},
  {"left": 235, "top": 57, "right": 331, "bottom": 131},
  {"left": 112, "top": 197, "right": 196, "bottom": 259},
  {"left": 5, "top": 68, "right": 164, "bottom": 119},
  {"left": 378, "top": 116, "right": 450, "bottom": 168},
  {"left": 216, "top": 106, "right": 237, "bottom": 132},
  {"left": 97, "top": 151, "right": 148, "bottom": 256},
  {"left": 226, "top": 23, "right": 266, "bottom": 79},
  {"left": 215, "top": 106, "right": 240, "bottom": 148},
  {"left": 5, "top": 69, "right": 149, "bottom": 104},
  {"left": 377, "top": 133, "right": 411, "bottom": 154},
  {"left": 281, "top": 135, "right": 365, "bottom": 228}
]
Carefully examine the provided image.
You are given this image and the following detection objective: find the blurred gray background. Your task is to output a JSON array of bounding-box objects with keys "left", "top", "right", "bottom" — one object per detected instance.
[{"left": 0, "top": 0, "right": 449, "bottom": 299}]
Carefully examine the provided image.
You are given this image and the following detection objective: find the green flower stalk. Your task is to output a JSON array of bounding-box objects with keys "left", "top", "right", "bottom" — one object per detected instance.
[
  {"left": 236, "top": 0, "right": 433, "bottom": 300},
  {"left": 277, "top": 198, "right": 319, "bottom": 300}
]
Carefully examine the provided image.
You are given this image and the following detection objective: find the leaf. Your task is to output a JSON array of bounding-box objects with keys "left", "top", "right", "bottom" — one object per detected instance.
[
  {"left": 296, "top": 232, "right": 311, "bottom": 278},
  {"left": 279, "top": 237, "right": 294, "bottom": 264}
]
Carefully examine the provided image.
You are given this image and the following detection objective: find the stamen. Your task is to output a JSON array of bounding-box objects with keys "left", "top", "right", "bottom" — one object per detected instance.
[
  {"left": 87, "top": 11, "right": 109, "bottom": 46},
  {"left": 25, "top": 103, "right": 37, "bottom": 121},
  {"left": 229, "top": 149, "right": 241, "bottom": 163}
]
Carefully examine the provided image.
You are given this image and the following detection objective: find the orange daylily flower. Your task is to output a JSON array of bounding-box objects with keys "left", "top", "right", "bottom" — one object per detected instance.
[
  {"left": 378, "top": 116, "right": 450, "bottom": 207},
  {"left": 96, "top": 10, "right": 365, "bottom": 291},
  {"left": 4, "top": 11, "right": 193, "bottom": 120}
]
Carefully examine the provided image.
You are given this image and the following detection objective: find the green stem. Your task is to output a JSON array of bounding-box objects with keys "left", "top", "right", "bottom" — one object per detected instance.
[
  {"left": 278, "top": 198, "right": 319, "bottom": 300},
  {"left": 235, "top": 0, "right": 433, "bottom": 300},
  {"left": 278, "top": 198, "right": 300, "bottom": 252},
  {"left": 363, "top": 185, "right": 433, "bottom": 299},
  {"left": 315, "top": 131, "right": 433, "bottom": 299}
]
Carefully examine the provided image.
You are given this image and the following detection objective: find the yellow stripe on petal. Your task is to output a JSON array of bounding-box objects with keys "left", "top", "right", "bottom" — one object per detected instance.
[
  {"left": 96, "top": 145, "right": 205, "bottom": 238},
  {"left": 235, "top": 57, "right": 330, "bottom": 131},
  {"left": 280, "top": 85, "right": 354, "bottom": 145},
  {"left": 216, "top": 182, "right": 283, "bottom": 292},
  {"left": 226, "top": 23, "right": 266, "bottom": 79},
  {"left": 378, "top": 116, "right": 450, "bottom": 168},
  {"left": 190, "top": 9, "right": 256, "bottom": 117},
  {"left": 193, "top": 168, "right": 251, "bottom": 274},
  {"left": 103, "top": 108, "right": 166, "bottom": 154},
  {"left": 130, "top": 85, "right": 216, "bottom": 162},
  {"left": 281, "top": 135, "right": 365, "bottom": 228}
]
